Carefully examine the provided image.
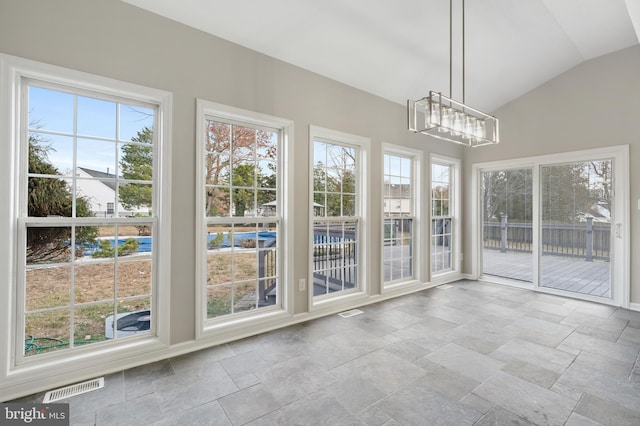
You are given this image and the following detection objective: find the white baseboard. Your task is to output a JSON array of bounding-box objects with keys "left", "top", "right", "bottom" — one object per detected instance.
[{"left": 629, "top": 302, "right": 640, "bottom": 312}]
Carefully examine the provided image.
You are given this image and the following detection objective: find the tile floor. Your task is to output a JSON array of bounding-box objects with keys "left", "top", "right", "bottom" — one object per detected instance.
[{"left": 13, "top": 280, "right": 640, "bottom": 425}]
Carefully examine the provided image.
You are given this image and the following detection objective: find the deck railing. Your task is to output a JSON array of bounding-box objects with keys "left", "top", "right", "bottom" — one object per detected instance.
[{"left": 483, "top": 216, "right": 610, "bottom": 261}]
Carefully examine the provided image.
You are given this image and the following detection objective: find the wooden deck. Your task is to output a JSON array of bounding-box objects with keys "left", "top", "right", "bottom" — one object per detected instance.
[
  {"left": 315, "top": 245, "right": 610, "bottom": 299},
  {"left": 483, "top": 250, "right": 610, "bottom": 298}
]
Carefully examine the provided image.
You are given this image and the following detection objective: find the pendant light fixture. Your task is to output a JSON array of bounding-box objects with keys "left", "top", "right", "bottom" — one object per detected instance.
[{"left": 408, "top": 0, "right": 499, "bottom": 147}]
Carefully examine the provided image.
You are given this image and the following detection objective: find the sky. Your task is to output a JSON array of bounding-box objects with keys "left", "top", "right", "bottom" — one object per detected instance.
[{"left": 28, "top": 85, "right": 154, "bottom": 175}]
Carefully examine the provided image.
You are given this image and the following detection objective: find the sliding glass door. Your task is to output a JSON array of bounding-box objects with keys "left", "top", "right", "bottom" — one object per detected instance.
[
  {"left": 540, "top": 160, "right": 612, "bottom": 297},
  {"left": 482, "top": 168, "right": 533, "bottom": 282},
  {"left": 476, "top": 147, "right": 627, "bottom": 305}
]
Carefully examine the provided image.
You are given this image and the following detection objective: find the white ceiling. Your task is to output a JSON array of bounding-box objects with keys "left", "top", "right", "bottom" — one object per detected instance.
[{"left": 123, "top": 0, "right": 639, "bottom": 112}]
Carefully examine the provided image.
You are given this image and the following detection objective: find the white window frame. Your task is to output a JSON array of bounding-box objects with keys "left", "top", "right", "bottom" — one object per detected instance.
[
  {"left": 382, "top": 144, "right": 422, "bottom": 290},
  {"left": 196, "top": 99, "right": 293, "bottom": 339},
  {"left": 309, "top": 125, "right": 370, "bottom": 310},
  {"left": 430, "top": 154, "right": 461, "bottom": 283},
  {"left": 0, "top": 54, "right": 172, "bottom": 382}
]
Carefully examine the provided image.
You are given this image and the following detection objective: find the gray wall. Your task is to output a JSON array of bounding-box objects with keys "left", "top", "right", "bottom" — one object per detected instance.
[
  {"left": 0, "top": 0, "right": 462, "bottom": 347},
  {"left": 462, "top": 44, "right": 640, "bottom": 304}
]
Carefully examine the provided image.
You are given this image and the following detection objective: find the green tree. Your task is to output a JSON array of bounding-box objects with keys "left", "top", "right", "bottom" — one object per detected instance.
[
  {"left": 205, "top": 121, "right": 274, "bottom": 216},
  {"left": 27, "top": 137, "right": 97, "bottom": 262},
  {"left": 119, "top": 127, "right": 153, "bottom": 211},
  {"left": 232, "top": 163, "right": 258, "bottom": 217}
]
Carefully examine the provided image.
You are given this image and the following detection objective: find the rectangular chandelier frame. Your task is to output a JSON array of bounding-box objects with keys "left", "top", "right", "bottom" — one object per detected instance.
[{"left": 408, "top": 91, "right": 499, "bottom": 147}]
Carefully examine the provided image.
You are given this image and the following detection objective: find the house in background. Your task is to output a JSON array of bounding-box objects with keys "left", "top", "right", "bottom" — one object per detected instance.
[{"left": 75, "top": 167, "right": 149, "bottom": 218}]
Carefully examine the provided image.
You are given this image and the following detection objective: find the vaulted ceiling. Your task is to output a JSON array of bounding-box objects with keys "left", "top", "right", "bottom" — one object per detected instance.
[{"left": 123, "top": 0, "right": 640, "bottom": 112}]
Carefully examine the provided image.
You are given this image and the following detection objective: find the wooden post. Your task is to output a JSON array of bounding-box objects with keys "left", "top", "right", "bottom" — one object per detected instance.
[
  {"left": 501, "top": 214, "right": 508, "bottom": 253},
  {"left": 585, "top": 216, "right": 593, "bottom": 262}
]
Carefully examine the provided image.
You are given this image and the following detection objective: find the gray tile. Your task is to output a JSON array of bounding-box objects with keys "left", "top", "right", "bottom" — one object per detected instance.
[
  {"left": 381, "top": 339, "right": 427, "bottom": 362},
  {"left": 323, "top": 376, "right": 386, "bottom": 414},
  {"left": 247, "top": 392, "right": 365, "bottom": 426},
  {"left": 575, "top": 393, "right": 640, "bottom": 426},
  {"left": 391, "top": 321, "right": 451, "bottom": 352},
  {"left": 426, "top": 343, "right": 505, "bottom": 382},
  {"left": 357, "top": 405, "right": 395, "bottom": 426},
  {"left": 324, "top": 327, "right": 399, "bottom": 358},
  {"left": 124, "top": 359, "right": 174, "bottom": 400},
  {"left": 446, "top": 319, "right": 513, "bottom": 347},
  {"left": 573, "top": 349, "right": 634, "bottom": 378},
  {"left": 474, "top": 371, "right": 576, "bottom": 425},
  {"left": 416, "top": 359, "right": 481, "bottom": 400},
  {"left": 459, "top": 393, "right": 494, "bottom": 414},
  {"left": 304, "top": 339, "right": 364, "bottom": 370},
  {"left": 522, "top": 299, "right": 575, "bottom": 318},
  {"left": 453, "top": 335, "right": 502, "bottom": 354},
  {"left": 550, "top": 382, "right": 584, "bottom": 402},
  {"left": 152, "top": 362, "right": 238, "bottom": 414},
  {"left": 70, "top": 412, "right": 96, "bottom": 426},
  {"left": 505, "top": 316, "right": 574, "bottom": 347},
  {"left": 352, "top": 317, "right": 399, "bottom": 337},
  {"left": 96, "top": 394, "right": 163, "bottom": 426},
  {"left": 370, "top": 308, "right": 422, "bottom": 329},
  {"left": 425, "top": 306, "right": 475, "bottom": 325},
  {"left": 58, "top": 372, "right": 125, "bottom": 418},
  {"left": 619, "top": 326, "right": 640, "bottom": 345},
  {"left": 232, "top": 373, "right": 261, "bottom": 389},
  {"left": 256, "top": 355, "right": 337, "bottom": 405},
  {"left": 491, "top": 337, "right": 575, "bottom": 374},
  {"left": 170, "top": 344, "right": 235, "bottom": 375},
  {"left": 370, "top": 379, "right": 483, "bottom": 426},
  {"left": 564, "top": 412, "right": 604, "bottom": 426},
  {"left": 558, "top": 361, "right": 640, "bottom": 412},
  {"left": 152, "top": 400, "right": 231, "bottom": 426},
  {"left": 562, "top": 332, "right": 639, "bottom": 363},
  {"left": 219, "top": 350, "right": 271, "bottom": 379},
  {"left": 474, "top": 405, "right": 537, "bottom": 426},
  {"left": 218, "top": 384, "right": 279, "bottom": 425},
  {"left": 500, "top": 359, "right": 559, "bottom": 388},
  {"left": 330, "top": 349, "right": 425, "bottom": 395}
]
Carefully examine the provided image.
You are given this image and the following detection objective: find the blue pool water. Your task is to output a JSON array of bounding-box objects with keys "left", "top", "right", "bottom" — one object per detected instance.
[
  {"left": 81, "top": 231, "right": 277, "bottom": 257},
  {"left": 207, "top": 231, "right": 277, "bottom": 248}
]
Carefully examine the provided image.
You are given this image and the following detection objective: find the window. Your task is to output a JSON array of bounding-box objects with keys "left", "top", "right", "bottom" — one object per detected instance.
[
  {"left": 383, "top": 149, "right": 418, "bottom": 286},
  {"left": 1, "top": 55, "right": 171, "bottom": 366},
  {"left": 431, "top": 156, "right": 459, "bottom": 276},
  {"left": 197, "top": 100, "right": 292, "bottom": 328},
  {"left": 310, "top": 126, "right": 369, "bottom": 300}
]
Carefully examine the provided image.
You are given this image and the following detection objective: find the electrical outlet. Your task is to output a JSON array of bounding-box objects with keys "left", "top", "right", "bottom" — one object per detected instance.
[{"left": 298, "top": 278, "right": 306, "bottom": 291}]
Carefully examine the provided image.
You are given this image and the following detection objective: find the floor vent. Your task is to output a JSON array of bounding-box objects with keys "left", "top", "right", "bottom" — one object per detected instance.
[
  {"left": 437, "top": 284, "right": 453, "bottom": 289},
  {"left": 338, "top": 309, "right": 364, "bottom": 318},
  {"left": 43, "top": 377, "right": 104, "bottom": 403}
]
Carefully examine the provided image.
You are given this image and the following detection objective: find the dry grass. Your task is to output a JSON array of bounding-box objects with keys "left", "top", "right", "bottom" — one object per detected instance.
[{"left": 24, "top": 258, "right": 151, "bottom": 354}]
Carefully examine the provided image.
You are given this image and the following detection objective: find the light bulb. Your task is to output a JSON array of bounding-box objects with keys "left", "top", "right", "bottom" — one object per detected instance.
[
  {"left": 452, "top": 111, "right": 463, "bottom": 136},
  {"left": 474, "top": 119, "right": 486, "bottom": 140},
  {"left": 463, "top": 115, "right": 475, "bottom": 139},
  {"left": 440, "top": 107, "right": 452, "bottom": 131},
  {"left": 429, "top": 101, "right": 440, "bottom": 126}
]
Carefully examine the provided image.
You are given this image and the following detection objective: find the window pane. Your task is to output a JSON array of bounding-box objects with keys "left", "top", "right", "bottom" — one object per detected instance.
[
  {"left": 28, "top": 86, "right": 73, "bottom": 134},
  {"left": 25, "top": 310, "right": 71, "bottom": 356},
  {"left": 26, "top": 265, "right": 71, "bottom": 311},
  {"left": 29, "top": 133, "right": 74, "bottom": 175},
  {"left": 75, "top": 302, "right": 114, "bottom": 343},
  {"left": 119, "top": 104, "right": 154, "bottom": 142},
  {"left": 77, "top": 96, "right": 116, "bottom": 139}
]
